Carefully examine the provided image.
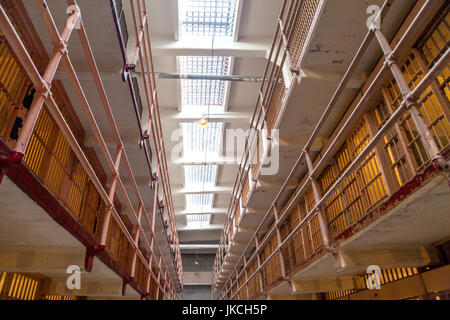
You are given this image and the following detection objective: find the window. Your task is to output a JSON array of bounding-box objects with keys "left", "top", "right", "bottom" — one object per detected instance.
[
  {"left": 184, "top": 165, "right": 218, "bottom": 187},
  {"left": 186, "top": 193, "right": 214, "bottom": 209},
  {"left": 180, "top": 56, "right": 231, "bottom": 113},
  {"left": 186, "top": 214, "right": 211, "bottom": 228},
  {"left": 178, "top": 0, "right": 238, "bottom": 38},
  {"left": 182, "top": 122, "right": 223, "bottom": 158}
]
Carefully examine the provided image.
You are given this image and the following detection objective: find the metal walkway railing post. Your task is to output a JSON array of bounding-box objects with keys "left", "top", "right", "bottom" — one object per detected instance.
[{"left": 372, "top": 27, "right": 449, "bottom": 172}]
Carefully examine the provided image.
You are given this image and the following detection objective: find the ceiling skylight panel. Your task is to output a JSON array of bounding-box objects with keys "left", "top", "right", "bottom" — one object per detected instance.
[
  {"left": 186, "top": 214, "right": 211, "bottom": 228},
  {"left": 179, "top": 0, "right": 238, "bottom": 38},
  {"left": 184, "top": 165, "right": 218, "bottom": 186},
  {"left": 182, "top": 122, "right": 223, "bottom": 157},
  {"left": 186, "top": 193, "right": 213, "bottom": 209},
  {"left": 187, "top": 214, "right": 211, "bottom": 223},
  {"left": 180, "top": 56, "right": 231, "bottom": 112}
]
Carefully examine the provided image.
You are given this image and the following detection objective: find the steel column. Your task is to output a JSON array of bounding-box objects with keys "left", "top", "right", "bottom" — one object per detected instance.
[
  {"left": 305, "top": 151, "right": 335, "bottom": 253},
  {"left": 12, "top": 4, "right": 79, "bottom": 155},
  {"left": 373, "top": 27, "right": 449, "bottom": 171}
]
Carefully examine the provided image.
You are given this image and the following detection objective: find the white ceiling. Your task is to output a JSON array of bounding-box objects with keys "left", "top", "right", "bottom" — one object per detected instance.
[{"left": 145, "top": 0, "right": 283, "bottom": 244}]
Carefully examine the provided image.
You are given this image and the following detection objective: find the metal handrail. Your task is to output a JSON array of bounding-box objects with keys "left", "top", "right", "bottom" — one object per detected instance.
[
  {"left": 0, "top": 0, "right": 178, "bottom": 299},
  {"left": 110, "top": 0, "right": 182, "bottom": 290},
  {"left": 213, "top": 0, "right": 293, "bottom": 280},
  {"left": 216, "top": 0, "right": 448, "bottom": 299}
]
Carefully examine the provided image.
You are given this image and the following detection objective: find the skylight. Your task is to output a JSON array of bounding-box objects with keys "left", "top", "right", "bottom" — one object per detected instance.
[
  {"left": 178, "top": 0, "right": 238, "bottom": 38},
  {"left": 186, "top": 214, "right": 211, "bottom": 228},
  {"left": 187, "top": 214, "right": 211, "bottom": 223},
  {"left": 182, "top": 122, "right": 223, "bottom": 158},
  {"left": 186, "top": 193, "right": 214, "bottom": 209},
  {"left": 184, "top": 165, "right": 218, "bottom": 187},
  {"left": 180, "top": 56, "right": 231, "bottom": 113}
]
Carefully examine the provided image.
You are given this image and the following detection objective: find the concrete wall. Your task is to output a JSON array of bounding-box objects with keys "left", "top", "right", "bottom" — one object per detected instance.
[
  {"left": 182, "top": 254, "right": 215, "bottom": 272},
  {"left": 180, "top": 254, "right": 217, "bottom": 300},
  {"left": 180, "top": 285, "right": 214, "bottom": 300}
]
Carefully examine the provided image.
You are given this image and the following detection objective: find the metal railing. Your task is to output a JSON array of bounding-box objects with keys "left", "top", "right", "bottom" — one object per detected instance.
[
  {"left": 0, "top": 0, "right": 180, "bottom": 299},
  {"left": 213, "top": 0, "right": 304, "bottom": 283},
  {"left": 110, "top": 0, "right": 182, "bottom": 288},
  {"left": 214, "top": 0, "right": 450, "bottom": 299},
  {"left": 213, "top": 0, "right": 325, "bottom": 288}
]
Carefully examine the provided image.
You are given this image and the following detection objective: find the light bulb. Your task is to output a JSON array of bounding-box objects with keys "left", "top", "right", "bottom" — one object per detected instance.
[{"left": 198, "top": 115, "right": 209, "bottom": 128}]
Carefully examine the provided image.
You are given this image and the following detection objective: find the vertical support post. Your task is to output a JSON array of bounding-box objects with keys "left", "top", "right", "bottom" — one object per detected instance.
[
  {"left": 243, "top": 256, "right": 250, "bottom": 300},
  {"left": 152, "top": 170, "right": 159, "bottom": 232},
  {"left": 144, "top": 237, "right": 154, "bottom": 298},
  {"left": 155, "top": 255, "right": 162, "bottom": 300},
  {"left": 380, "top": 87, "right": 417, "bottom": 174},
  {"left": 129, "top": 202, "right": 144, "bottom": 281},
  {"left": 373, "top": 28, "right": 446, "bottom": 169},
  {"left": 6, "top": 6, "right": 80, "bottom": 159},
  {"left": 254, "top": 236, "right": 265, "bottom": 295},
  {"left": 162, "top": 269, "right": 167, "bottom": 300},
  {"left": 305, "top": 151, "right": 335, "bottom": 253},
  {"left": 273, "top": 206, "right": 288, "bottom": 281},
  {"left": 98, "top": 146, "right": 123, "bottom": 250},
  {"left": 363, "top": 111, "right": 398, "bottom": 195}
]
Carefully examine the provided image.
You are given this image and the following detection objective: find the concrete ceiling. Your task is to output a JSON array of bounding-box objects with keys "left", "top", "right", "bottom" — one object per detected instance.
[
  {"left": 22, "top": 0, "right": 179, "bottom": 284},
  {"left": 143, "top": 0, "right": 283, "bottom": 246}
]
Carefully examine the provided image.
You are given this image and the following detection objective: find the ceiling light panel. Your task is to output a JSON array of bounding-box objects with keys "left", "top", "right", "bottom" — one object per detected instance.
[
  {"left": 182, "top": 122, "right": 223, "bottom": 158},
  {"left": 186, "top": 193, "right": 214, "bottom": 209},
  {"left": 180, "top": 56, "right": 231, "bottom": 113},
  {"left": 186, "top": 214, "right": 211, "bottom": 228},
  {"left": 178, "top": 0, "right": 238, "bottom": 38},
  {"left": 184, "top": 165, "right": 218, "bottom": 186},
  {"left": 187, "top": 214, "right": 211, "bottom": 223}
]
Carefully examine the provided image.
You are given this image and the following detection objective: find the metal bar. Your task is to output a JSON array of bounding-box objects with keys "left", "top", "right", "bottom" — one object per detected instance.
[
  {"left": 217, "top": 0, "right": 445, "bottom": 298},
  {"left": 139, "top": 0, "right": 181, "bottom": 281},
  {"left": 305, "top": 151, "right": 334, "bottom": 251},
  {"left": 130, "top": 2, "right": 178, "bottom": 274},
  {"left": 110, "top": 0, "right": 182, "bottom": 291},
  {"left": 12, "top": 2, "right": 79, "bottom": 154},
  {"left": 138, "top": 72, "right": 270, "bottom": 82},
  {"left": 99, "top": 147, "right": 123, "bottom": 247},
  {"left": 373, "top": 27, "right": 447, "bottom": 169},
  {"left": 130, "top": 203, "right": 143, "bottom": 279},
  {"left": 216, "top": 0, "right": 289, "bottom": 257},
  {"left": 1, "top": 0, "right": 176, "bottom": 298},
  {"left": 317, "top": 49, "right": 449, "bottom": 209},
  {"left": 54, "top": 2, "right": 168, "bottom": 294}
]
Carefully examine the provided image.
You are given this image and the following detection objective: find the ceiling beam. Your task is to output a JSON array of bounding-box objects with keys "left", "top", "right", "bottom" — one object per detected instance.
[
  {"left": 178, "top": 244, "right": 219, "bottom": 250},
  {"left": 173, "top": 185, "right": 233, "bottom": 195},
  {"left": 172, "top": 157, "right": 240, "bottom": 166},
  {"left": 151, "top": 35, "right": 271, "bottom": 58},
  {"left": 176, "top": 208, "right": 227, "bottom": 216},
  {"left": 178, "top": 225, "right": 223, "bottom": 231},
  {"left": 160, "top": 110, "right": 252, "bottom": 124}
]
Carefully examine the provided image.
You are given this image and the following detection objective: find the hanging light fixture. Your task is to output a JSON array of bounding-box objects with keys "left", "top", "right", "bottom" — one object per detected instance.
[
  {"left": 193, "top": 248, "right": 200, "bottom": 265},
  {"left": 197, "top": 6, "right": 217, "bottom": 129},
  {"left": 198, "top": 114, "right": 209, "bottom": 128}
]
